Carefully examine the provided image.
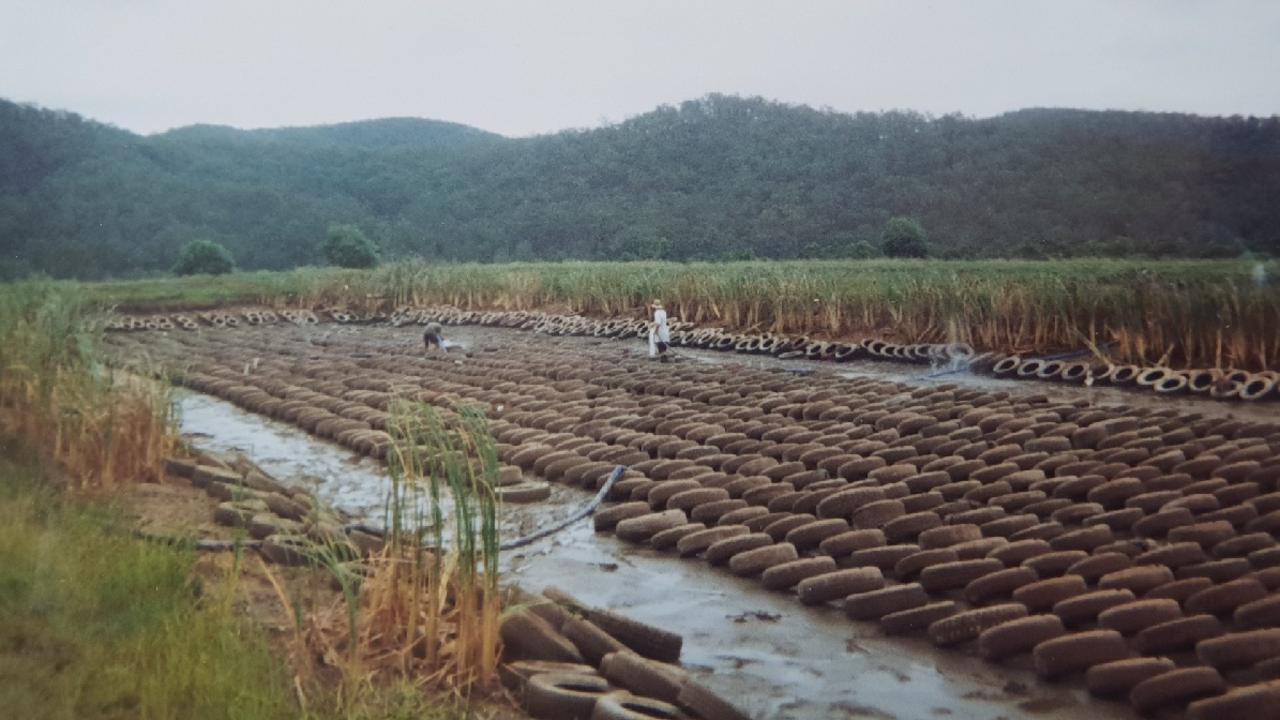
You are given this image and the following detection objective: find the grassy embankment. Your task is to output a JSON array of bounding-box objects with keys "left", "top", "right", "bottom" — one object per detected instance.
[
  {"left": 0, "top": 451, "right": 301, "bottom": 720},
  {"left": 0, "top": 280, "right": 297, "bottom": 719},
  {"left": 88, "top": 258, "right": 1279, "bottom": 370},
  {"left": 0, "top": 280, "right": 503, "bottom": 719}
]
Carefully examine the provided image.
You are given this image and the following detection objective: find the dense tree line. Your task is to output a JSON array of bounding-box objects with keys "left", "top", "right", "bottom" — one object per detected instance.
[{"left": 1, "top": 94, "right": 1277, "bottom": 279}]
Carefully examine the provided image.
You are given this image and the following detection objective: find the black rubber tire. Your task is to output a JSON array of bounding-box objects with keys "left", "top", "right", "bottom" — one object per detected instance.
[
  {"left": 1065, "top": 552, "right": 1132, "bottom": 584},
  {"left": 1097, "top": 565, "right": 1175, "bottom": 594},
  {"left": 1021, "top": 550, "right": 1088, "bottom": 578},
  {"left": 989, "top": 539, "right": 1053, "bottom": 567},
  {"left": 846, "top": 543, "right": 922, "bottom": 571},
  {"left": 819, "top": 529, "right": 887, "bottom": 557},
  {"left": 1013, "top": 574, "right": 1088, "bottom": 611},
  {"left": 1185, "top": 578, "right": 1268, "bottom": 616},
  {"left": 1052, "top": 589, "right": 1135, "bottom": 627},
  {"left": 882, "top": 601, "right": 958, "bottom": 636},
  {"left": 851, "top": 499, "right": 907, "bottom": 530},
  {"left": 919, "top": 558, "right": 1004, "bottom": 593},
  {"left": 666, "top": 488, "right": 730, "bottom": 514},
  {"left": 1096, "top": 599, "right": 1183, "bottom": 635},
  {"left": 1032, "top": 629, "right": 1130, "bottom": 678},
  {"left": 500, "top": 611, "right": 587, "bottom": 664},
  {"left": 615, "top": 510, "right": 689, "bottom": 543},
  {"left": 650, "top": 523, "right": 706, "bottom": 552},
  {"left": 677, "top": 526, "right": 749, "bottom": 557},
  {"left": 978, "top": 614, "right": 1065, "bottom": 661},
  {"left": 1144, "top": 577, "right": 1213, "bottom": 604},
  {"left": 590, "top": 692, "right": 684, "bottom": 720},
  {"left": 1085, "top": 657, "right": 1176, "bottom": 698},
  {"left": 562, "top": 617, "right": 627, "bottom": 666},
  {"left": 845, "top": 583, "right": 929, "bottom": 621},
  {"left": 599, "top": 651, "right": 686, "bottom": 704},
  {"left": 762, "top": 513, "right": 817, "bottom": 542},
  {"left": 1177, "top": 558, "right": 1253, "bottom": 583},
  {"left": 918, "top": 523, "right": 983, "bottom": 549},
  {"left": 1187, "top": 682, "right": 1280, "bottom": 720},
  {"left": 499, "top": 660, "right": 597, "bottom": 691},
  {"left": 1170, "top": 520, "right": 1237, "bottom": 549},
  {"left": 894, "top": 548, "right": 959, "bottom": 581},
  {"left": 1236, "top": 594, "right": 1280, "bottom": 628},
  {"left": 761, "top": 556, "right": 838, "bottom": 590},
  {"left": 784, "top": 518, "right": 851, "bottom": 551},
  {"left": 965, "top": 566, "right": 1039, "bottom": 605},
  {"left": 1129, "top": 667, "right": 1226, "bottom": 714},
  {"left": 729, "top": 542, "right": 799, "bottom": 576},
  {"left": 675, "top": 679, "right": 752, "bottom": 720},
  {"left": 928, "top": 603, "right": 1028, "bottom": 647},
  {"left": 704, "top": 532, "right": 773, "bottom": 565},
  {"left": 524, "top": 672, "right": 611, "bottom": 719},
  {"left": 798, "top": 567, "right": 885, "bottom": 605},
  {"left": 594, "top": 502, "right": 653, "bottom": 531},
  {"left": 1135, "top": 613, "right": 1224, "bottom": 654},
  {"left": 1196, "top": 628, "right": 1280, "bottom": 670},
  {"left": 1048, "top": 525, "right": 1114, "bottom": 552},
  {"left": 883, "top": 511, "right": 944, "bottom": 543}
]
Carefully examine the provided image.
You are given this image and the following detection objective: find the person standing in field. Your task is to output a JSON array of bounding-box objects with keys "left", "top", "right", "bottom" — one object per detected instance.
[
  {"left": 423, "top": 321, "right": 447, "bottom": 352},
  {"left": 650, "top": 300, "right": 671, "bottom": 362}
]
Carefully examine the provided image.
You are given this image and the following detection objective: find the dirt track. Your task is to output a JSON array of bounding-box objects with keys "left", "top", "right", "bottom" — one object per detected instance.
[{"left": 105, "top": 322, "right": 1280, "bottom": 720}]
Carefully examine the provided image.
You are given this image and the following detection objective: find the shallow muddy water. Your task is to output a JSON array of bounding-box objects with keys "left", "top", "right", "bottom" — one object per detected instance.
[{"left": 176, "top": 385, "right": 1131, "bottom": 720}]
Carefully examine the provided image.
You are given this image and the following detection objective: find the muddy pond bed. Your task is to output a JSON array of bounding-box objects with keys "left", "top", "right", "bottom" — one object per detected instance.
[{"left": 107, "top": 321, "right": 1280, "bottom": 720}]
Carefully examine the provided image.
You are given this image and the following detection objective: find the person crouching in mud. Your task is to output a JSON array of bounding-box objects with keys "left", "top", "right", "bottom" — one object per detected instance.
[{"left": 423, "top": 322, "right": 447, "bottom": 353}]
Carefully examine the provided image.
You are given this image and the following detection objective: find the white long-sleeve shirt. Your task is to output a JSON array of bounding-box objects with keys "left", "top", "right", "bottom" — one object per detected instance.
[{"left": 653, "top": 308, "right": 670, "bottom": 342}]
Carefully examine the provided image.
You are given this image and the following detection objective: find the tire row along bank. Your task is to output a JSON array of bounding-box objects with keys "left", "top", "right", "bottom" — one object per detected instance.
[{"left": 102, "top": 304, "right": 1280, "bottom": 404}]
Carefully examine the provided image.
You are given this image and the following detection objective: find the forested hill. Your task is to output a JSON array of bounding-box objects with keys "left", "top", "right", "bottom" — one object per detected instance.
[{"left": 2, "top": 94, "right": 1278, "bottom": 279}]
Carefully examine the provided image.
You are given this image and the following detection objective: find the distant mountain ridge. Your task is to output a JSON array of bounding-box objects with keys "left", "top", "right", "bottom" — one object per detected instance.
[
  {"left": 156, "top": 117, "right": 503, "bottom": 149},
  {"left": 1, "top": 93, "right": 1277, "bottom": 279}
]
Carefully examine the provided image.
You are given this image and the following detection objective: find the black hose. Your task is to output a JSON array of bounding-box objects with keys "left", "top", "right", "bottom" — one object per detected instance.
[{"left": 133, "top": 465, "right": 629, "bottom": 555}]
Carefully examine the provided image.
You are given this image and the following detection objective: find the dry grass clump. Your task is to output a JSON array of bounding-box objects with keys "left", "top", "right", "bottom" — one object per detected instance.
[
  {"left": 0, "top": 280, "right": 173, "bottom": 488},
  {"left": 288, "top": 400, "right": 502, "bottom": 704}
]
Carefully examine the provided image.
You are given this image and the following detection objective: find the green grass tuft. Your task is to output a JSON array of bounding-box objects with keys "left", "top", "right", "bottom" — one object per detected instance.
[{"left": 0, "top": 453, "right": 298, "bottom": 720}]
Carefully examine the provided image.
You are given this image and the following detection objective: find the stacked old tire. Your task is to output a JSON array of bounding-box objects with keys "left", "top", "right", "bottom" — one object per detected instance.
[{"left": 501, "top": 586, "right": 748, "bottom": 719}]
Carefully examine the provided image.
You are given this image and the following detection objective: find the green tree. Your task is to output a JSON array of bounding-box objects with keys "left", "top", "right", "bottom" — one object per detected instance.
[
  {"left": 322, "top": 224, "right": 380, "bottom": 268},
  {"left": 882, "top": 216, "right": 928, "bottom": 258},
  {"left": 172, "top": 239, "right": 235, "bottom": 275}
]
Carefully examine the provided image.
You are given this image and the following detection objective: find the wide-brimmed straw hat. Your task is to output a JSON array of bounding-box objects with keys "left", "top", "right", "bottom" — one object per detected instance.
[{"left": 652, "top": 300, "right": 663, "bottom": 308}]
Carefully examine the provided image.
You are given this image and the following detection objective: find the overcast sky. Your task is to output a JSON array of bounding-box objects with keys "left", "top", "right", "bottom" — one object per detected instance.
[{"left": 2, "top": 0, "right": 1278, "bottom": 136}]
